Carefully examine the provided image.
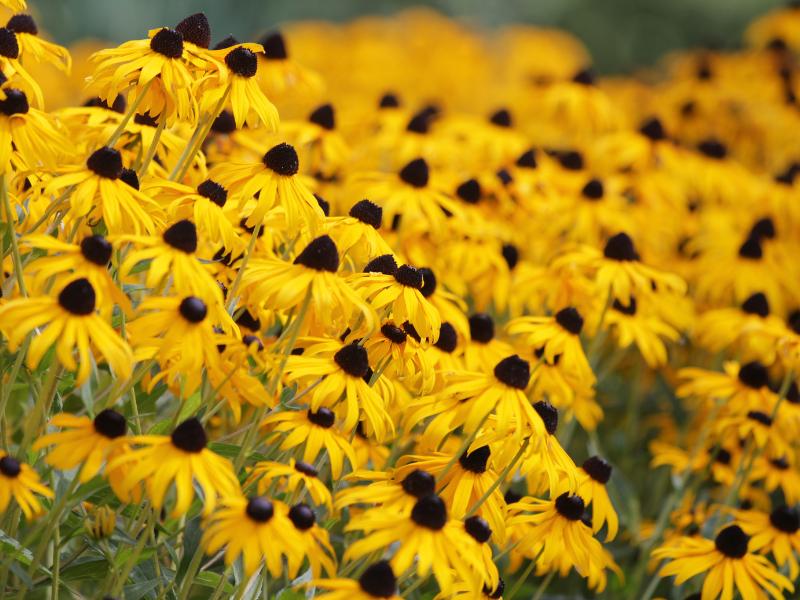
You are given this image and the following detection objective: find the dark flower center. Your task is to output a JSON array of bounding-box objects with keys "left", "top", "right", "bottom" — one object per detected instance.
[
  {"left": 93, "top": 409, "right": 127, "bottom": 439},
  {"left": 246, "top": 497, "right": 274, "bottom": 522},
  {"left": 289, "top": 503, "right": 315, "bottom": 530},
  {"left": 534, "top": 401, "right": 559, "bottom": 435},
  {"left": 494, "top": 355, "right": 530, "bottom": 390},
  {"left": 419, "top": 267, "right": 436, "bottom": 297},
  {"left": 242, "top": 335, "right": 263, "bottom": 351},
  {"left": 294, "top": 460, "right": 319, "bottom": 477},
  {"left": 171, "top": 418, "right": 207, "bottom": 453},
  {"left": 309, "top": 103, "right": 335, "bottom": 130},
  {"left": 349, "top": 199, "right": 382, "bottom": 229},
  {"left": 483, "top": 579, "right": 505, "bottom": 599},
  {"left": 581, "top": 178, "right": 604, "bottom": 200},
  {"left": 738, "top": 361, "right": 768, "bottom": 389},
  {"left": 572, "top": 68, "right": 594, "bottom": 85},
  {"left": 469, "top": 313, "right": 494, "bottom": 343},
  {"left": 772, "top": 457, "right": 790, "bottom": 470},
  {"left": 557, "top": 150, "right": 584, "bottom": 170},
  {"left": 314, "top": 194, "right": 330, "bottom": 216},
  {"left": 294, "top": 235, "right": 339, "bottom": 272},
  {"left": 80, "top": 235, "right": 112, "bottom": 266},
  {"left": 741, "top": 293, "right": 769, "bottom": 317},
  {"left": 697, "top": 138, "right": 727, "bottom": 159},
  {"left": 225, "top": 47, "right": 258, "bottom": 77},
  {"left": 612, "top": 297, "right": 637, "bottom": 316},
  {"left": 197, "top": 179, "right": 228, "bottom": 207},
  {"left": 749, "top": 217, "right": 776, "bottom": 241},
  {"left": 715, "top": 525, "right": 749, "bottom": 558},
  {"left": 0, "top": 455, "right": 21, "bottom": 477},
  {"left": 401, "top": 469, "right": 435, "bottom": 498},
  {"left": 496, "top": 169, "right": 513, "bottom": 186},
  {"left": 555, "top": 307, "right": 584, "bottom": 334},
  {"left": 394, "top": 265, "right": 423, "bottom": 289},
  {"left": 459, "top": 446, "right": 490, "bottom": 473},
  {"left": 411, "top": 495, "right": 447, "bottom": 530},
  {"left": 120, "top": 168, "right": 139, "bottom": 190},
  {"left": 7, "top": 14, "right": 37, "bottom": 35},
  {"left": 746, "top": 410, "right": 772, "bottom": 426},
  {"left": 517, "top": 149, "right": 537, "bottom": 168},
  {"left": 406, "top": 110, "right": 433, "bottom": 134},
  {"left": 790, "top": 310, "right": 800, "bottom": 335},
  {"left": 134, "top": 112, "right": 158, "bottom": 127},
  {"left": 435, "top": 322, "right": 457, "bottom": 353},
  {"left": 456, "top": 178, "right": 481, "bottom": 204},
  {"left": 179, "top": 297, "right": 207, "bottom": 323},
  {"left": 58, "top": 278, "right": 96, "bottom": 315},
  {"left": 150, "top": 28, "right": 184, "bottom": 58},
  {"left": 87, "top": 147, "right": 123, "bottom": 179},
  {"left": 163, "top": 220, "right": 198, "bottom": 253},
  {"left": 582, "top": 456, "right": 612, "bottom": 483},
  {"left": 713, "top": 447, "right": 732, "bottom": 465},
  {"left": 260, "top": 32, "right": 288, "bottom": 59},
  {"left": 381, "top": 323, "right": 407, "bottom": 345},
  {"left": 770, "top": 506, "right": 800, "bottom": 533},
  {"left": 403, "top": 321, "right": 421, "bottom": 343},
  {"left": 379, "top": 92, "right": 400, "bottom": 108},
  {"left": 604, "top": 232, "right": 639, "bottom": 261},
  {"left": 364, "top": 254, "right": 397, "bottom": 276},
  {"left": 639, "top": 117, "right": 666, "bottom": 141},
  {"left": 175, "top": 13, "right": 210, "bottom": 48},
  {"left": 738, "top": 236, "right": 763, "bottom": 259},
  {"left": 0, "top": 28, "right": 18, "bottom": 58},
  {"left": 502, "top": 243, "right": 519, "bottom": 270},
  {"left": 85, "top": 96, "right": 125, "bottom": 113},
  {"left": 213, "top": 36, "right": 239, "bottom": 50},
  {"left": 504, "top": 489, "right": 522, "bottom": 504},
  {"left": 555, "top": 493, "right": 585, "bottom": 520},
  {"left": 262, "top": 143, "right": 299, "bottom": 176},
  {"left": 307, "top": 408, "right": 335, "bottom": 428},
  {"left": 489, "top": 108, "right": 512, "bottom": 127},
  {"left": 0, "top": 88, "right": 28, "bottom": 116},
  {"left": 211, "top": 110, "right": 236, "bottom": 133},
  {"left": 235, "top": 310, "right": 260, "bottom": 332},
  {"left": 464, "top": 515, "right": 492, "bottom": 543},
  {"left": 333, "top": 343, "right": 369, "bottom": 378},
  {"left": 399, "top": 158, "right": 429, "bottom": 188},
  {"left": 358, "top": 561, "right": 397, "bottom": 598}
]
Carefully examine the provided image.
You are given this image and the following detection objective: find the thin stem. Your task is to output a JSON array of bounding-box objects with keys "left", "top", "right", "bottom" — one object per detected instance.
[
  {"left": 20, "top": 363, "right": 62, "bottom": 454},
  {"left": 110, "top": 508, "right": 155, "bottom": 596},
  {"left": 2, "top": 174, "right": 27, "bottom": 297},
  {"left": 436, "top": 410, "right": 492, "bottom": 483},
  {"left": 530, "top": 570, "right": 555, "bottom": 600},
  {"left": 226, "top": 222, "right": 262, "bottom": 314},
  {"left": 106, "top": 81, "right": 151, "bottom": 147},
  {"left": 506, "top": 558, "right": 537, "bottom": 600},
  {"left": 176, "top": 542, "right": 206, "bottom": 600},
  {"left": 170, "top": 85, "right": 230, "bottom": 182},
  {"left": 138, "top": 118, "right": 166, "bottom": 177}
]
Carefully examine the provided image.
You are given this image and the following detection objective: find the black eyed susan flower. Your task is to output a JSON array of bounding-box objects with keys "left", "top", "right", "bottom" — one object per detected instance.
[
  {"left": 286, "top": 502, "right": 337, "bottom": 577},
  {"left": 88, "top": 27, "right": 203, "bottom": 125},
  {"left": 0, "top": 278, "right": 132, "bottom": 384},
  {"left": 507, "top": 307, "right": 595, "bottom": 385},
  {"left": 677, "top": 361, "right": 777, "bottom": 413},
  {"left": 344, "top": 494, "right": 492, "bottom": 595},
  {"left": 734, "top": 506, "right": 800, "bottom": 579},
  {"left": 323, "top": 199, "right": 393, "bottom": 266},
  {"left": 117, "top": 219, "right": 223, "bottom": 303},
  {"left": 127, "top": 295, "right": 233, "bottom": 396},
  {"left": 311, "top": 560, "right": 402, "bottom": 600},
  {"left": 32, "top": 410, "right": 128, "bottom": 484},
  {"left": 108, "top": 417, "right": 239, "bottom": 516},
  {"left": 349, "top": 259, "right": 442, "bottom": 342},
  {"left": 653, "top": 525, "right": 794, "bottom": 599},
  {"left": 0, "top": 451, "right": 53, "bottom": 519},
  {"left": 240, "top": 236, "right": 376, "bottom": 336},
  {"left": 575, "top": 456, "right": 619, "bottom": 540},
  {"left": 201, "top": 42, "right": 279, "bottom": 130},
  {"left": 256, "top": 30, "right": 323, "bottom": 98},
  {"left": 0, "top": 88, "right": 66, "bottom": 173},
  {"left": 21, "top": 233, "right": 130, "bottom": 315},
  {"left": 335, "top": 467, "right": 437, "bottom": 513},
  {"left": 44, "top": 146, "right": 164, "bottom": 235},
  {"left": 464, "top": 312, "right": 515, "bottom": 373},
  {"left": 507, "top": 493, "right": 621, "bottom": 592},
  {"left": 281, "top": 103, "right": 350, "bottom": 178},
  {"left": 261, "top": 407, "right": 357, "bottom": 479},
  {"left": 6, "top": 14, "right": 70, "bottom": 72},
  {"left": 210, "top": 141, "right": 323, "bottom": 231},
  {"left": 283, "top": 338, "right": 393, "bottom": 441},
  {"left": 202, "top": 495, "right": 304, "bottom": 577},
  {"left": 246, "top": 459, "right": 333, "bottom": 511}
]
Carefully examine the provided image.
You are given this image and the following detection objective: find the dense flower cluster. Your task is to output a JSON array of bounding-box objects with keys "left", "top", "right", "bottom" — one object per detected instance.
[{"left": 1, "top": 0, "right": 800, "bottom": 598}]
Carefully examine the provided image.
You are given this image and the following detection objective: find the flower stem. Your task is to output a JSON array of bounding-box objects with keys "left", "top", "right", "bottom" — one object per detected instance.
[
  {"left": 2, "top": 174, "right": 27, "bottom": 297},
  {"left": 106, "top": 80, "right": 152, "bottom": 147},
  {"left": 506, "top": 558, "right": 538, "bottom": 600},
  {"left": 465, "top": 438, "right": 529, "bottom": 517},
  {"left": 138, "top": 117, "right": 166, "bottom": 177}
]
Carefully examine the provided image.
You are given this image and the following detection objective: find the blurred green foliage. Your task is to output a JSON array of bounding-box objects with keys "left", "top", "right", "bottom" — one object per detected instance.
[{"left": 32, "top": 0, "right": 784, "bottom": 72}]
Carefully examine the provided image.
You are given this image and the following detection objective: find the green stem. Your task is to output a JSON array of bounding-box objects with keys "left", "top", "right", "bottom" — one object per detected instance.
[
  {"left": 506, "top": 558, "right": 537, "bottom": 600},
  {"left": 170, "top": 85, "right": 230, "bottom": 182},
  {"left": 110, "top": 508, "right": 155, "bottom": 596},
  {"left": 176, "top": 542, "right": 206, "bottom": 600},
  {"left": 19, "top": 363, "right": 62, "bottom": 454},
  {"left": 530, "top": 571, "right": 555, "bottom": 600},
  {"left": 226, "top": 222, "right": 262, "bottom": 314},
  {"left": 0, "top": 334, "right": 31, "bottom": 446},
  {"left": 138, "top": 117, "right": 166, "bottom": 177},
  {"left": 106, "top": 81, "right": 152, "bottom": 147},
  {"left": 2, "top": 174, "right": 27, "bottom": 297},
  {"left": 436, "top": 410, "right": 492, "bottom": 483}
]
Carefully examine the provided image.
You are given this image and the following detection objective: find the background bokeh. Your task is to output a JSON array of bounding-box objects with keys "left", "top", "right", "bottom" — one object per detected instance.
[{"left": 32, "top": 0, "right": 783, "bottom": 73}]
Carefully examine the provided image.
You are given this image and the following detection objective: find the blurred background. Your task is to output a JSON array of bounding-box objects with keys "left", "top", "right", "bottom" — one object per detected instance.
[{"left": 31, "top": 0, "right": 783, "bottom": 73}]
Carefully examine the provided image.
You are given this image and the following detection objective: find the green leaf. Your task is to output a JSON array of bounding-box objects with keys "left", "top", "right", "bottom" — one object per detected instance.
[
  {"left": 208, "top": 442, "right": 240, "bottom": 459},
  {"left": 60, "top": 558, "right": 108, "bottom": 581},
  {"left": 195, "top": 571, "right": 234, "bottom": 593}
]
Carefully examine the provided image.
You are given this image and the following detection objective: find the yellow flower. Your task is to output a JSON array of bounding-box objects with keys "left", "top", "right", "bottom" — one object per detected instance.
[{"left": 0, "top": 451, "right": 53, "bottom": 519}]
